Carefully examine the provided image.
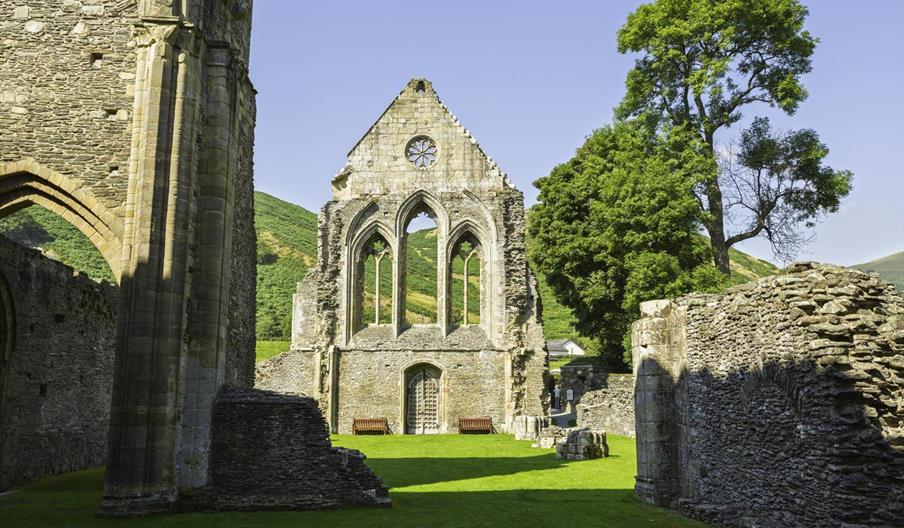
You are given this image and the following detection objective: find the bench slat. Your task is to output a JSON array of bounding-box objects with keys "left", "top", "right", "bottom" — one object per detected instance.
[
  {"left": 458, "top": 417, "right": 493, "bottom": 433},
  {"left": 353, "top": 417, "right": 389, "bottom": 434}
]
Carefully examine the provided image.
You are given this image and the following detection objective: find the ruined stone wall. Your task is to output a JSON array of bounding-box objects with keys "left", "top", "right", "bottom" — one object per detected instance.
[
  {"left": 633, "top": 263, "right": 904, "bottom": 528},
  {"left": 188, "top": 387, "right": 389, "bottom": 511},
  {"left": 334, "top": 349, "right": 507, "bottom": 434},
  {"left": 576, "top": 374, "right": 634, "bottom": 438},
  {"left": 0, "top": 236, "right": 117, "bottom": 489},
  {"left": 255, "top": 349, "right": 318, "bottom": 397},
  {"left": 558, "top": 364, "right": 607, "bottom": 409},
  {"left": 0, "top": 0, "right": 137, "bottom": 218},
  {"left": 277, "top": 79, "right": 548, "bottom": 433},
  {"left": 223, "top": 66, "right": 257, "bottom": 388}
]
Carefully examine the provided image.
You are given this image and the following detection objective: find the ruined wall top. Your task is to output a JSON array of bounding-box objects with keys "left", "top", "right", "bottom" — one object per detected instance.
[
  {"left": 632, "top": 262, "right": 904, "bottom": 526},
  {"left": 331, "top": 79, "right": 516, "bottom": 200},
  {"left": 138, "top": 0, "right": 254, "bottom": 64}
]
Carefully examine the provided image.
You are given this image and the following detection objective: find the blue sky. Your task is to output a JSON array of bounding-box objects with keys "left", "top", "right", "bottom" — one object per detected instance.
[{"left": 249, "top": 0, "right": 903, "bottom": 267}]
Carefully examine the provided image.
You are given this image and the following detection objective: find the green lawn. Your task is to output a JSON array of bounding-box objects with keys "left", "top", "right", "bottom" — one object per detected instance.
[
  {"left": 255, "top": 340, "right": 291, "bottom": 362},
  {"left": 0, "top": 434, "right": 704, "bottom": 528}
]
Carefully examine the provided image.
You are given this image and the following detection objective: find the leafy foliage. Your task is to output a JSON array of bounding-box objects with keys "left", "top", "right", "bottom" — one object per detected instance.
[
  {"left": 616, "top": 0, "right": 849, "bottom": 271},
  {"left": 528, "top": 121, "right": 727, "bottom": 368},
  {"left": 719, "top": 117, "right": 852, "bottom": 259}
]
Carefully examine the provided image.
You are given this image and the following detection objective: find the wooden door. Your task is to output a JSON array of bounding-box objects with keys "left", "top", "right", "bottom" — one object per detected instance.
[{"left": 405, "top": 367, "right": 440, "bottom": 434}]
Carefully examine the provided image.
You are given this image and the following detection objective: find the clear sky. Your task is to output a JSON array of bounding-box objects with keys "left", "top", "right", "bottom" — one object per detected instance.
[{"left": 249, "top": 0, "right": 903, "bottom": 267}]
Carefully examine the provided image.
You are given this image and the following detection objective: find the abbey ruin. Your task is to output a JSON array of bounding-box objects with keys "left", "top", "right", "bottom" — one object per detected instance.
[
  {"left": 256, "top": 79, "right": 549, "bottom": 434},
  {"left": 0, "top": 0, "right": 386, "bottom": 515},
  {"left": 1, "top": 1, "right": 902, "bottom": 526}
]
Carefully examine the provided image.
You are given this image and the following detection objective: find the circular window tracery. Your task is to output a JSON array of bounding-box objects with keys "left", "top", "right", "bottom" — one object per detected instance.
[{"left": 406, "top": 136, "right": 437, "bottom": 168}]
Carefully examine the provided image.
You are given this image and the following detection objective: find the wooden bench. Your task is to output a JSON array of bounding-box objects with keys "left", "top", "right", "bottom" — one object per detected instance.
[
  {"left": 459, "top": 417, "right": 494, "bottom": 434},
  {"left": 352, "top": 417, "right": 389, "bottom": 435}
]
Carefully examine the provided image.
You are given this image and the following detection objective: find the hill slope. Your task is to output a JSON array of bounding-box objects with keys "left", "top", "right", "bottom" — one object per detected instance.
[
  {"left": 0, "top": 206, "right": 116, "bottom": 282},
  {"left": 851, "top": 252, "right": 904, "bottom": 290},
  {"left": 0, "top": 193, "right": 782, "bottom": 343}
]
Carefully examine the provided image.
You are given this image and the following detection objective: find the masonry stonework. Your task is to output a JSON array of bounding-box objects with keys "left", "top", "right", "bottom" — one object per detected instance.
[
  {"left": 633, "top": 263, "right": 904, "bottom": 527},
  {"left": 0, "top": 236, "right": 117, "bottom": 490},
  {"left": 575, "top": 374, "right": 635, "bottom": 438},
  {"left": 257, "top": 79, "right": 548, "bottom": 434},
  {"left": 0, "top": 0, "right": 380, "bottom": 515}
]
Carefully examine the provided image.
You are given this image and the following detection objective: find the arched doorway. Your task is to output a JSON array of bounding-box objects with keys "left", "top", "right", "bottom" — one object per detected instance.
[{"left": 405, "top": 364, "right": 442, "bottom": 434}]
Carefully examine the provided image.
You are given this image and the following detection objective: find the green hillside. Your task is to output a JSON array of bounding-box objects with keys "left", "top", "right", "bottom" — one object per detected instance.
[
  {"left": 0, "top": 206, "right": 115, "bottom": 282},
  {"left": 254, "top": 191, "right": 319, "bottom": 339},
  {"left": 0, "top": 193, "right": 782, "bottom": 345},
  {"left": 851, "top": 251, "right": 904, "bottom": 290}
]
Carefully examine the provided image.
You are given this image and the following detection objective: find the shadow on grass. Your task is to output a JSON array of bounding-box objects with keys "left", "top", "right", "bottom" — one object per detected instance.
[
  {"left": 0, "top": 468, "right": 707, "bottom": 528},
  {"left": 365, "top": 454, "right": 570, "bottom": 487}
]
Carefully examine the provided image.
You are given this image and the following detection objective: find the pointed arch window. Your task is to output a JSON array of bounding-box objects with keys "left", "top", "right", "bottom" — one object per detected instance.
[
  {"left": 401, "top": 205, "right": 439, "bottom": 326},
  {"left": 355, "top": 234, "right": 393, "bottom": 331},
  {"left": 450, "top": 232, "right": 482, "bottom": 326}
]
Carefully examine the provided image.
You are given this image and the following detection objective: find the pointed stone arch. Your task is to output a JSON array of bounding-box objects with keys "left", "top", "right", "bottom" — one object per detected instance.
[
  {"left": 395, "top": 190, "right": 448, "bottom": 330},
  {"left": 447, "top": 218, "right": 497, "bottom": 339},
  {"left": 345, "top": 220, "right": 396, "bottom": 342},
  {"left": 0, "top": 160, "right": 123, "bottom": 281}
]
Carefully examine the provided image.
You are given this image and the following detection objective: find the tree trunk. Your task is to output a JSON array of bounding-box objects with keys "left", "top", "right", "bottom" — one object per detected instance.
[
  {"left": 705, "top": 175, "right": 731, "bottom": 275},
  {"left": 702, "top": 131, "right": 732, "bottom": 275}
]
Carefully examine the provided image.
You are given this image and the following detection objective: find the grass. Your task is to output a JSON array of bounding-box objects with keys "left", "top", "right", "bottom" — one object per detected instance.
[
  {"left": 0, "top": 434, "right": 705, "bottom": 528},
  {"left": 254, "top": 191, "right": 318, "bottom": 340},
  {"left": 255, "top": 340, "right": 291, "bottom": 362}
]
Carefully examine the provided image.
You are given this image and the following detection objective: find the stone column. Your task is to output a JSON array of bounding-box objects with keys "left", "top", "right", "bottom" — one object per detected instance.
[
  {"left": 102, "top": 16, "right": 201, "bottom": 515},
  {"left": 632, "top": 300, "right": 682, "bottom": 507},
  {"left": 175, "top": 41, "right": 242, "bottom": 490}
]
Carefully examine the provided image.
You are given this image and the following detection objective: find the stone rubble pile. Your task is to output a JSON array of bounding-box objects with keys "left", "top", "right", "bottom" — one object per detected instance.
[{"left": 554, "top": 429, "right": 609, "bottom": 460}]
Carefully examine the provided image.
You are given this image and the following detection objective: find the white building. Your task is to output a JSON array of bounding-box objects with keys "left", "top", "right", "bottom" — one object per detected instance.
[{"left": 546, "top": 339, "right": 586, "bottom": 358}]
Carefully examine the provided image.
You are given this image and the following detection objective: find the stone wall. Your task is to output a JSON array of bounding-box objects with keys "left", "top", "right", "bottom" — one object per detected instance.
[
  {"left": 0, "top": 0, "right": 137, "bottom": 218},
  {"left": 633, "top": 263, "right": 904, "bottom": 528},
  {"left": 273, "top": 79, "right": 548, "bottom": 433},
  {"left": 334, "top": 349, "right": 508, "bottom": 434},
  {"left": 558, "top": 364, "right": 607, "bottom": 410},
  {"left": 576, "top": 374, "right": 634, "bottom": 438},
  {"left": 184, "top": 388, "right": 389, "bottom": 511},
  {"left": 0, "top": 236, "right": 118, "bottom": 489},
  {"left": 2, "top": 0, "right": 261, "bottom": 511}
]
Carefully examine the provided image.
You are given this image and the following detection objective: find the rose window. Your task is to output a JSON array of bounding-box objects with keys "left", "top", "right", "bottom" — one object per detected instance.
[{"left": 406, "top": 136, "right": 437, "bottom": 168}]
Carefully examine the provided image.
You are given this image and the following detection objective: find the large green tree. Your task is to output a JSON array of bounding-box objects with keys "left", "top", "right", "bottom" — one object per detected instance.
[
  {"left": 617, "top": 0, "right": 850, "bottom": 272},
  {"left": 528, "top": 122, "right": 724, "bottom": 368}
]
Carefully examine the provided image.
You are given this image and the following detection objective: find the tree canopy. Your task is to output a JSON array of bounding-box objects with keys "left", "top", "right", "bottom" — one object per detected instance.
[
  {"left": 615, "top": 0, "right": 849, "bottom": 271},
  {"left": 528, "top": 122, "right": 724, "bottom": 368}
]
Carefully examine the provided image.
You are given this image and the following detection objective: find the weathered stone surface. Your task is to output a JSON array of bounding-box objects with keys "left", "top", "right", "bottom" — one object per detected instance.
[
  {"left": 182, "top": 388, "right": 390, "bottom": 511},
  {"left": 512, "top": 415, "right": 549, "bottom": 440},
  {"left": 557, "top": 363, "right": 609, "bottom": 414},
  {"left": 576, "top": 374, "right": 635, "bottom": 438},
  {"left": 2, "top": 0, "right": 259, "bottom": 514},
  {"left": 555, "top": 428, "right": 608, "bottom": 460},
  {"left": 0, "top": 236, "right": 117, "bottom": 490},
  {"left": 633, "top": 263, "right": 904, "bottom": 528},
  {"left": 257, "top": 79, "right": 548, "bottom": 434}
]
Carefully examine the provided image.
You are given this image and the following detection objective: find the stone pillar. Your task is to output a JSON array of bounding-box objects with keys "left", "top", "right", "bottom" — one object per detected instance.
[
  {"left": 101, "top": 18, "right": 200, "bottom": 515},
  {"left": 101, "top": 1, "right": 255, "bottom": 514},
  {"left": 632, "top": 300, "right": 682, "bottom": 507},
  {"left": 176, "top": 41, "right": 244, "bottom": 490}
]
